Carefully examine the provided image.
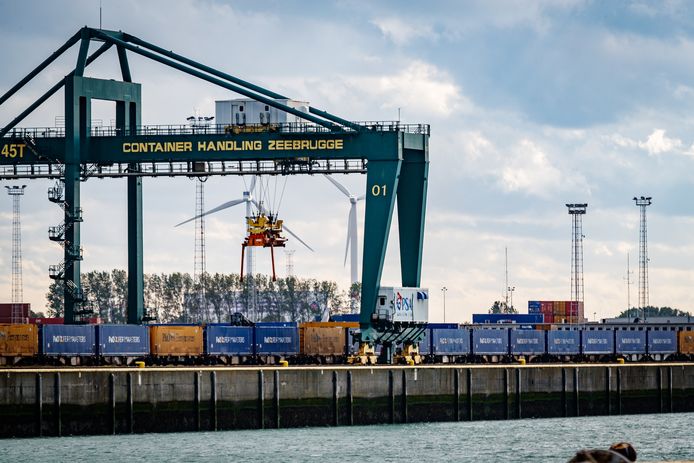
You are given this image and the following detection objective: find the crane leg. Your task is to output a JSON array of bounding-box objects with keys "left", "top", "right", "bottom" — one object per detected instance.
[
  {"left": 270, "top": 245, "right": 276, "bottom": 281},
  {"left": 240, "top": 244, "right": 246, "bottom": 283}
]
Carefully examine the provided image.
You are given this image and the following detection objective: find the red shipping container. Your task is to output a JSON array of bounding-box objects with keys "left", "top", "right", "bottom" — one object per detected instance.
[
  {"left": 540, "top": 301, "right": 553, "bottom": 314},
  {"left": 0, "top": 316, "right": 29, "bottom": 324},
  {"left": 544, "top": 313, "right": 554, "bottom": 323},
  {"left": 567, "top": 301, "right": 579, "bottom": 316},
  {"left": 0, "top": 303, "right": 30, "bottom": 318},
  {"left": 29, "top": 317, "right": 64, "bottom": 325}
]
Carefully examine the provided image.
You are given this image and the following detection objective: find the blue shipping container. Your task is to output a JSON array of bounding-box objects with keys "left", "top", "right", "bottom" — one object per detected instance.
[
  {"left": 472, "top": 313, "right": 543, "bottom": 324},
  {"left": 615, "top": 330, "right": 646, "bottom": 355},
  {"left": 547, "top": 330, "right": 580, "bottom": 355},
  {"left": 511, "top": 330, "right": 545, "bottom": 355},
  {"left": 206, "top": 325, "right": 253, "bottom": 355},
  {"left": 432, "top": 328, "right": 470, "bottom": 355},
  {"left": 42, "top": 324, "right": 96, "bottom": 356},
  {"left": 472, "top": 329, "right": 509, "bottom": 355},
  {"left": 97, "top": 325, "right": 149, "bottom": 356},
  {"left": 581, "top": 330, "right": 614, "bottom": 355},
  {"left": 647, "top": 330, "right": 678, "bottom": 354},
  {"left": 254, "top": 326, "right": 298, "bottom": 355},
  {"left": 418, "top": 329, "right": 431, "bottom": 355}
]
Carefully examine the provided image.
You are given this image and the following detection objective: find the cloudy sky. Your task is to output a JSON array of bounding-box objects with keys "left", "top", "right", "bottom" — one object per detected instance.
[{"left": 1, "top": 0, "right": 694, "bottom": 322}]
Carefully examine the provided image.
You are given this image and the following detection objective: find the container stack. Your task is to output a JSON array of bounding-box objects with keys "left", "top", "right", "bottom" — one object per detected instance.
[
  {"left": 528, "top": 301, "right": 585, "bottom": 323},
  {"left": 0, "top": 303, "right": 30, "bottom": 324}
]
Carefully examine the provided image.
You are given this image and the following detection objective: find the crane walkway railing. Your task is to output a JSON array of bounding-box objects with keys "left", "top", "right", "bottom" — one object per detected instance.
[
  {"left": 0, "top": 158, "right": 367, "bottom": 180},
  {"left": 2, "top": 121, "right": 430, "bottom": 139}
]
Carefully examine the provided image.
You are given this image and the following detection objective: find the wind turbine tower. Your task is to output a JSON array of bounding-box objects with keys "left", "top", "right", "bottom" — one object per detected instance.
[
  {"left": 324, "top": 175, "right": 364, "bottom": 285},
  {"left": 633, "top": 196, "right": 652, "bottom": 320},
  {"left": 6, "top": 185, "right": 26, "bottom": 324}
]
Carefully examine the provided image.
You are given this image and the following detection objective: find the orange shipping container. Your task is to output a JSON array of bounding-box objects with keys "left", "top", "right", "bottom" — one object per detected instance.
[
  {"left": 0, "top": 324, "right": 38, "bottom": 356},
  {"left": 679, "top": 331, "right": 694, "bottom": 355},
  {"left": 150, "top": 325, "right": 203, "bottom": 356},
  {"left": 300, "top": 326, "right": 346, "bottom": 356}
]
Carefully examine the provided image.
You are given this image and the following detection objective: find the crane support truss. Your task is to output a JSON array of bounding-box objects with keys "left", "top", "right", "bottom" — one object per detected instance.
[{"left": 0, "top": 27, "right": 429, "bottom": 347}]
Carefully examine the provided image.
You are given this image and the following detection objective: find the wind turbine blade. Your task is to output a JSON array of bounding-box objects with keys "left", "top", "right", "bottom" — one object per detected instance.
[
  {"left": 249, "top": 175, "right": 257, "bottom": 193},
  {"left": 323, "top": 174, "right": 351, "bottom": 198},
  {"left": 174, "top": 198, "right": 245, "bottom": 227},
  {"left": 356, "top": 194, "right": 365, "bottom": 201},
  {"left": 283, "top": 224, "right": 314, "bottom": 252}
]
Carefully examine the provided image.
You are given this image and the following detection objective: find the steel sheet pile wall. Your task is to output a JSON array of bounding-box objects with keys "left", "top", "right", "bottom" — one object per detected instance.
[{"left": 0, "top": 364, "right": 693, "bottom": 437}]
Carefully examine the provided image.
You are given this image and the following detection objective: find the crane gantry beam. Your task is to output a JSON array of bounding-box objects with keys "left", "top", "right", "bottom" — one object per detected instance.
[{"left": 0, "top": 27, "right": 429, "bottom": 359}]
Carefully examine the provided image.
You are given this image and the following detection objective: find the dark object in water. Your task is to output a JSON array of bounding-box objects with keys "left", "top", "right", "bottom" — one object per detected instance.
[
  {"left": 568, "top": 443, "right": 636, "bottom": 463},
  {"left": 610, "top": 443, "right": 637, "bottom": 462}
]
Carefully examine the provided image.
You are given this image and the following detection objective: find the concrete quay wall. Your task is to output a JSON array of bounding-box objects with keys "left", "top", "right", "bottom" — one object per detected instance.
[{"left": 1, "top": 363, "right": 693, "bottom": 437}]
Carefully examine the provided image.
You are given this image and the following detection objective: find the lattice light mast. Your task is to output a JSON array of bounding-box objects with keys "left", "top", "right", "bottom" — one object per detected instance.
[
  {"left": 6, "top": 185, "right": 26, "bottom": 323},
  {"left": 566, "top": 203, "right": 587, "bottom": 324},
  {"left": 285, "top": 249, "right": 295, "bottom": 278},
  {"left": 633, "top": 196, "right": 652, "bottom": 320},
  {"left": 193, "top": 179, "right": 207, "bottom": 322}
]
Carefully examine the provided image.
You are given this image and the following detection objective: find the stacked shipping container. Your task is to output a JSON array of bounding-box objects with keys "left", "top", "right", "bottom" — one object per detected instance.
[
  {"left": 528, "top": 301, "right": 586, "bottom": 323},
  {"left": 0, "top": 303, "right": 30, "bottom": 324}
]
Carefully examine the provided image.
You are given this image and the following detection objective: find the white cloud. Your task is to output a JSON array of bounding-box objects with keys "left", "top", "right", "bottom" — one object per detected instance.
[
  {"left": 638, "top": 129, "right": 683, "bottom": 155},
  {"left": 283, "top": 61, "right": 467, "bottom": 119},
  {"left": 372, "top": 17, "right": 438, "bottom": 45},
  {"left": 500, "top": 139, "right": 564, "bottom": 196}
]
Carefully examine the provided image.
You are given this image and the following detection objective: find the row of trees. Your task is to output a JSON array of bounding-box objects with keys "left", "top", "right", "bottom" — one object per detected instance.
[
  {"left": 617, "top": 306, "right": 691, "bottom": 319},
  {"left": 45, "top": 270, "right": 360, "bottom": 324}
]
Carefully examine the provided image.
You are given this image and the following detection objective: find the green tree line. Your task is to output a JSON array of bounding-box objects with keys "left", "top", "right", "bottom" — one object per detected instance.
[
  {"left": 617, "top": 306, "right": 691, "bottom": 319},
  {"left": 46, "top": 270, "right": 360, "bottom": 324}
]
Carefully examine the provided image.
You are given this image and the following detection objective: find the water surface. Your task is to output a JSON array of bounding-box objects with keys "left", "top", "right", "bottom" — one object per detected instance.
[{"left": 3, "top": 412, "right": 692, "bottom": 462}]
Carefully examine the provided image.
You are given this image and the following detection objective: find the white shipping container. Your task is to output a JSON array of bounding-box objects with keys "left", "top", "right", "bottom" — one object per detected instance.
[{"left": 377, "top": 287, "right": 429, "bottom": 323}]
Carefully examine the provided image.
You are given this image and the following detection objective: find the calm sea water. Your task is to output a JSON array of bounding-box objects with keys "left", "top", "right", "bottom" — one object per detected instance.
[{"left": 2, "top": 413, "right": 693, "bottom": 462}]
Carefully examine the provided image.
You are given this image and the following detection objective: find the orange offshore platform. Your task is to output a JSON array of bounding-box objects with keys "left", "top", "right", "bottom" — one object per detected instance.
[{"left": 240, "top": 213, "right": 287, "bottom": 281}]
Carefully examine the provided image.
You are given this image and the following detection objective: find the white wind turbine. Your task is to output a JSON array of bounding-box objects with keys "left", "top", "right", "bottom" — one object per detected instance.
[{"left": 324, "top": 175, "right": 364, "bottom": 285}]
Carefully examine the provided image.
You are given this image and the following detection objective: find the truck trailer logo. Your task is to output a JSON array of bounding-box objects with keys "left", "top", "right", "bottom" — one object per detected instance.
[
  {"left": 395, "top": 292, "right": 414, "bottom": 314},
  {"left": 52, "top": 335, "right": 87, "bottom": 343},
  {"left": 215, "top": 336, "right": 246, "bottom": 344},
  {"left": 107, "top": 336, "right": 141, "bottom": 343}
]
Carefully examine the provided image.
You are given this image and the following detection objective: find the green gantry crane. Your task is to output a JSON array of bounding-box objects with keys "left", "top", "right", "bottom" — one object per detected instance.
[{"left": 0, "top": 27, "right": 430, "bottom": 363}]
